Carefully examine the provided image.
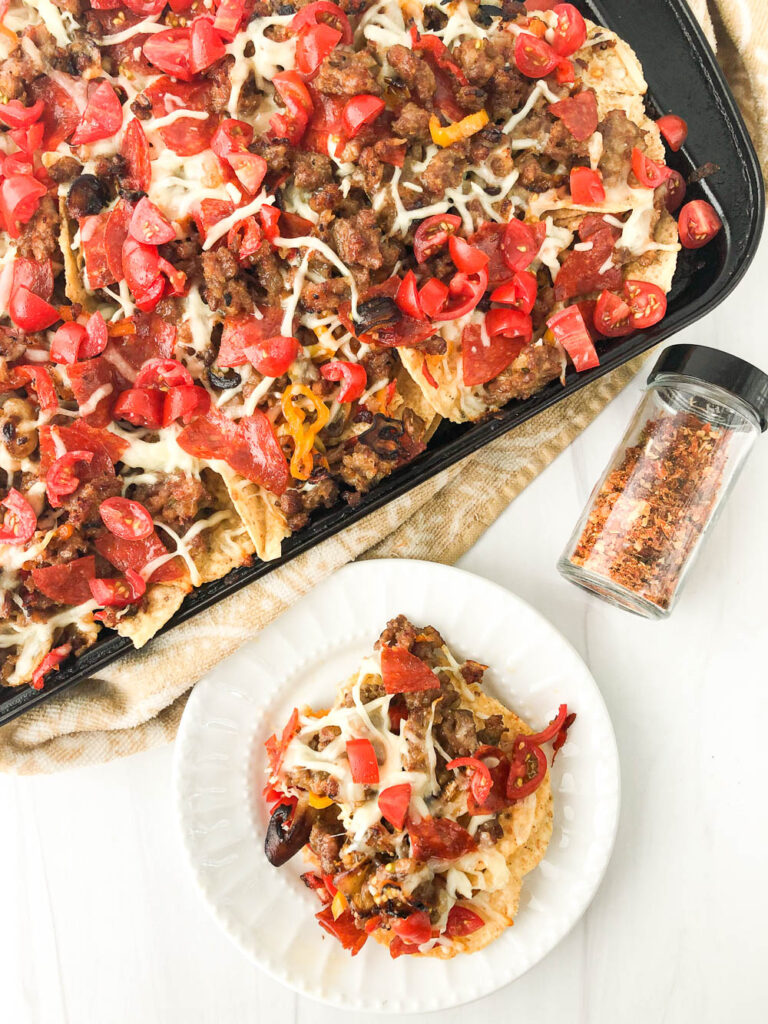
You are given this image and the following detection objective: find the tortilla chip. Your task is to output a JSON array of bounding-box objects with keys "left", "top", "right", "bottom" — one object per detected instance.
[
  {"left": 58, "top": 196, "right": 93, "bottom": 308},
  {"left": 219, "top": 467, "right": 289, "bottom": 562},
  {"left": 115, "top": 581, "right": 191, "bottom": 648}
]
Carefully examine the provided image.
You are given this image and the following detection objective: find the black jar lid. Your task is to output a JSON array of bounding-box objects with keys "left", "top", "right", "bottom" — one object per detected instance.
[{"left": 647, "top": 344, "right": 768, "bottom": 431}]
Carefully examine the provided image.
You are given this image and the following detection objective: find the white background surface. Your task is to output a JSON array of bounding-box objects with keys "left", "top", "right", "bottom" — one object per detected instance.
[{"left": 2, "top": 234, "right": 767, "bottom": 1022}]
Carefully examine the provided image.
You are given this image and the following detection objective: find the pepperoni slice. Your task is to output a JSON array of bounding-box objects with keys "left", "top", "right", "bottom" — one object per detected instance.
[
  {"left": 143, "top": 77, "right": 216, "bottom": 156},
  {"left": 468, "top": 222, "right": 514, "bottom": 289},
  {"left": 407, "top": 816, "right": 477, "bottom": 861},
  {"left": 94, "top": 529, "right": 185, "bottom": 584},
  {"left": 578, "top": 214, "right": 622, "bottom": 242},
  {"left": 31, "top": 556, "right": 97, "bottom": 606},
  {"left": 81, "top": 212, "right": 117, "bottom": 290},
  {"left": 28, "top": 76, "right": 79, "bottom": 148},
  {"left": 548, "top": 90, "right": 598, "bottom": 141},
  {"left": 121, "top": 118, "right": 152, "bottom": 192},
  {"left": 461, "top": 324, "right": 526, "bottom": 387},
  {"left": 380, "top": 645, "right": 440, "bottom": 694},
  {"left": 67, "top": 356, "right": 116, "bottom": 427},
  {"left": 554, "top": 227, "right": 622, "bottom": 302},
  {"left": 105, "top": 198, "right": 133, "bottom": 282},
  {"left": 217, "top": 309, "right": 286, "bottom": 367},
  {"left": 38, "top": 421, "right": 128, "bottom": 474}
]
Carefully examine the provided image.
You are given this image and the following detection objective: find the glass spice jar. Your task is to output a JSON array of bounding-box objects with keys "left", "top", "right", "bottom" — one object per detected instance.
[{"left": 558, "top": 345, "right": 768, "bottom": 618}]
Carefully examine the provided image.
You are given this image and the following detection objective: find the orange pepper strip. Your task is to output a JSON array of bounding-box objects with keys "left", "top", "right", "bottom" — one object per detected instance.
[{"left": 280, "top": 384, "right": 330, "bottom": 481}]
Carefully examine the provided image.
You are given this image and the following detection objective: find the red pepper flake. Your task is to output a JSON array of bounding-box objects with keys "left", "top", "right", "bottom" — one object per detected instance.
[{"left": 421, "top": 359, "right": 439, "bottom": 388}]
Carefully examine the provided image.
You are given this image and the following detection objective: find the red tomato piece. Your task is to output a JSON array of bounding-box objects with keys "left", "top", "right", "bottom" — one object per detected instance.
[
  {"left": 211, "top": 118, "right": 253, "bottom": 157},
  {"left": 446, "top": 756, "right": 493, "bottom": 805},
  {"left": 341, "top": 94, "right": 385, "bottom": 138},
  {"left": 291, "top": 1, "right": 352, "bottom": 44},
  {"left": 270, "top": 71, "right": 313, "bottom": 145},
  {"left": 466, "top": 745, "right": 512, "bottom": 814},
  {"left": 144, "top": 28, "right": 193, "bottom": 81},
  {"left": 658, "top": 168, "right": 686, "bottom": 214},
  {"left": 550, "top": 3, "right": 587, "bottom": 56},
  {"left": 0, "top": 99, "right": 44, "bottom": 129},
  {"left": 189, "top": 16, "right": 226, "bottom": 74},
  {"left": 547, "top": 305, "right": 599, "bottom": 371},
  {"left": 95, "top": 529, "right": 183, "bottom": 584},
  {"left": 213, "top": 0, "right": 245, "bottom": 39},
  {"left": 31, "top": 556, "right": 97, "bottom": 605},
  {"left": 407, "top": 816, "right": 477, "bottom": 861},
  {"left": 631, "top": 147, "right": 670, "bottom": 189},
  {"left": 227, "top": 151, "right": 268, "bottom": 194},
  {"left": 515, "top": 33, "right": 559, "bottom": 78},
  {"left": 380, "top": 645, "right": 439, "bottom": 694},
  {"left": 419, "top": 277, "right": 449, "bottom": 318},
  {"left": 377, "top": 783, "right": 411, "bottom": 830},
  {"left": 103, "top": 198, "right": 132, "bottom": 283},
  {"left": 320, "top": 359, "right": 367, "bottom": 402},
  {"left": 1, "top": 175, "right": 47, "bottom": 236},
  {"left": 315, "top": 906, "right": 367, "bottom": 956},
  {"left": 449, "top": 236, "right": 489, "bottom": 274},
  {"left": 89, "top": 568, "right": 146, "bottom": 609},
  {"left": 392, "top": 911, "right": 431, "bottom": 946},
  {"left": 593, "top": 290, "right": 633, "bottom": 338},
  {"left": 218, "top": 310, "right": 286, "bottom": 367},
  {"left": 556, "top": 58, "right": 575, "bottom": 84},
  {"left": 485, "top": 307, "right": 533, "bottom": 345},
  {"left": 46, "top": 450, "right": 94, "bottom": 507},
  {"left": 502, "top": 218, "right": 541, "bottom": 272},
  {"left": 622, "top": 279, "right": 667, "bottom": 329},
  {"left": 9, "top": 121, "right": 45, "bottom": 156},
  {"left": 50, "top": 322, "right": 87, "bottom": 364},
  {"left": 0, "top": 487, "right": 36, "bottom": 544},
  {"left": 99, "top": 497, "right": 154, "bottom": 540},
  {"left": 113, "top": 388, "right": 165, "bottom": 428},
  {"left": 122, "top": 236, "right": 161, "bottom": 298},
  {"left": 71, "top": 82, "right": 123, "bottom": 146},
  {"left": 161, "top": 384, "right": 211, "bottom": 427},
  {"left": 296, "top": 22, "right": 342, "bottom": 77},
  {"left": 570, "top": 166, "right": 606, "bottom": 205},
  {"left": 395, "top": 270, "right": 426, "bottom": 320},
  {"left": 489, "top": 270, "right": 538, "bottom": 313},
  {"left": 38, "top": 421, "right": 128, "bottom": 474},
  {"left": 445, "top": 906, "right": 485, "bottom": 938},
  {"left": 31, "top": 645, "right": 71, "bottom": 690},
  {"left": 413, "top": 213, "right": 461, "bottom": 263},
  {"left": 656, "top": 113, "right": 688, "bottom": 151},
  {"left": 549, "top": 90, "right": 598, "bottom": 141},
  {"left": 678, "top": 199, "right": 722, "bottom": 249},
  {"left": 434, "top": 267, "right": 488, "bottom": 321},
  {"left": 346, "top": 738, "right": 379, "bottom": 784},
  {"left": 461, "top": 323, "right": 526, "bottom": 387},
  {"left": 9, "top": 364, "right": 58, "bottom": 413},
  {"left": 135, "top": 358, "right": 193, "bottom": 391},
  {"left": 129, "top": 197, "right": 175, "bottom": 246},
  {"left": 123, "top": 0, "right": 164, "bottom": 13}
]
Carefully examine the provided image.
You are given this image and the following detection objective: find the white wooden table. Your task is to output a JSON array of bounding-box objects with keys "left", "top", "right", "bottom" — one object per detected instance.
[{"left": 2, "top": 237, "right": 767, "bottom": 1023}]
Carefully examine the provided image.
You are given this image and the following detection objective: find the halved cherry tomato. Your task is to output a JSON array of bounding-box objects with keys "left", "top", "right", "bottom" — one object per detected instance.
[
  {"left": 550, "top": 3, "right": 587, "bottom": 56},
  {"left": 631, "top": 147, "right": 670, "bottom": 189},
  {"left": 70, "top": 82, "right": 123, "bottom": 146},
  {"left": 189, "top": 16, "right": 226, "bottom": 74},
  {"left": 449, "top": 236, "right": 489, "bottom": 274},
  {"left": 594, "top": 289, "right": 633, "bottom": 338},
  {"left": 419, "top": 277, "right": 449, "bottom": 318},
  {"left": 129, "top": 197, "right": 175, "bottom": 246},
  {"left": 100, "top": 496, "right": 154, "bottom": 540},
  {"left": 242, "top": 334, "right": 300, "bottom": 377},
  {"left": 50, "top": 322, "right": 88, "bottom": 364},
  {"left": 158, "top": 257, "right": 187, "bottom": 297},
  {"left": 342, "top": 94, "right": 385, "bottom": 138},
  {"left": 0, "top": 99, "right": 44, "bottom": 129},
  {"left": 622, "top": 279, "right": 667, "bottom": 328},
  {"left": 502, "top": 218, "right": 541, "bottom": 272},
  {"left": 392, "top": 912, "right": 431, "bottom": 946},
  {"left": 113, "top": 388, "right": 165, "bottom": 428},
  {"left": 656, "top": 113, "right": 687, "bottom": 151},
  {"left": 0, "top": 487, "right": 36, "bottom": 544},
  {"left": 31, "top": 644, "right": 72, "bottom": 690},
  {"left": 515, "top": 33, "right": 559, "bottom": 78},
  {"left": 296, "top": 22, "right": 342, "bottom": 77},
  {"left": 89, "top": 568, "right": 146, "bottom": 609},
  {"left": 570, "top": 166, "right": 605, "bottom": 205},
  {"left": 132, "top": 276, "right": 165, "bottom": 313},
  {"left": 433, "top": 267, "right": 488, "bottom": 321},
  {"left": 9, "top": 365, "right": 58, "bottom": 414},
  {"left": 395, "top": 270, "right": 426, "bottom": 320},
  {"left": 446, "top": 756, "right": 493, "bottom": 806},
  {"left": 319, "top": 360, "right": 367, "bottom": 402},
  {"left": 346, "top": 738, "right": 379, "bottom": 784},
  {"left": 1, "top": 175, "right": 47, "bottom": 236},
  {"left": 490, "top": 270, "right": 538, "bottom": 314},
  {"left": 506, "top": 735, "right": 548, "bottom": 800},
  {"left": 227, "top": 151, "right": 268, "bottom": 194},
  {"left": 678, "top": 199, "right": 722, "bottom": 249},
  {"left": 377, "top": 783, "right": 411, "bottom": 830},
  {"left": 46, "top": 450, "right": 94, "bottom": 508},
  {"left": 121, "top": 118, "right": 152, "bottom": 193},
  {"left": 413, "top": 214, "right": 461, "bottom": 264},
  {"left": 122, "top": 236, "right": 161, "bottom": 297},
  {"left": 547, "top": 304, "right": 599, "bottom": 371},
  {"left": 444, "top": 906, "right": 485, "bottom": 938},
  {"left": 162, "top": 384, "right": 211, "bottom": 427},
  {"left": 213, "top": 0, "right": 245, "bottom": 39},
  {"left": 381, "top": 645, "right": 439, "bottom": 694},
  {"left": 270, "top": 71, "right": 313, "bottom": 145},
  {"left": 83, "top": 311, "right": 109, "bottom": 359},
  {"left": 135, "top": 358, "right": 193, "bottom": 391},
  {"left": 291, "top": 1, "right": 353, "bottom": 44}
]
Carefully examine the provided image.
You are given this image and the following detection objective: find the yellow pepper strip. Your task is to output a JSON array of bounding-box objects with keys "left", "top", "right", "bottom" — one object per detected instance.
[
  {"left": 281, "top": 384, "right": 330, "bottom": 481},
  {"left": 429, "top": 109, "right": 489, "bottom": 148},
  {"left": 331, "top": 891, "right": 348, "bottom": 920},
  {"left": 308, "top": 793, "right": 334, "bottom": 809}
]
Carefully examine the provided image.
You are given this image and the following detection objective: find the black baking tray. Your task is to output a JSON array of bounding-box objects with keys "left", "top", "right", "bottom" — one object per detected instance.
[{"left": 1, "top": 0, "right": 763, "bottom": 725}]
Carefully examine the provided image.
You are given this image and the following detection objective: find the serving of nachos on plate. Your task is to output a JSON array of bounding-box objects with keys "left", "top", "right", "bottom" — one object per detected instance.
[{"left": 0, "top": 0, "right": 720, "bottom": 689}]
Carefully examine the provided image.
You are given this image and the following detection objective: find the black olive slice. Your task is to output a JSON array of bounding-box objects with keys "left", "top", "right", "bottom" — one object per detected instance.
[{"left": 207, "top": 366, "right": 242, "bottom": 390}]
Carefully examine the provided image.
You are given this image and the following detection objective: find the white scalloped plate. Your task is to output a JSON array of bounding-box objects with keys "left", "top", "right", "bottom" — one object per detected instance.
[{"left": 174, "top": 559, "right": 619, "bottom": 1013}]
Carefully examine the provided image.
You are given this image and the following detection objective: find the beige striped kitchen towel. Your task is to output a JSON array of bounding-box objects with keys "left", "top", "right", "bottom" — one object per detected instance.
[{"left": 0, "top": 0, "right": 764, "bottom": 773}]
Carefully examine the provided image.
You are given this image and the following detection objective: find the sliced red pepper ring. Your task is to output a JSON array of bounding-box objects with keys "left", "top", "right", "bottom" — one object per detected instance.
[
  {"left": 89, "top": 568, "right": 146, "bottom": 609},
  {"left": 377, "top": 782, "right": 411, "bottom": 830},
  {"left": 129, "top": 197, "right": 176, "bottom": 245},
  {"left": 31, "top": 644, "right": 72, "bottom": 690},
  {"left": 346, "top": 737, "right": 379, "bottom": 784},
  {"left": 0, "top": 487, "right": 37, "bottom": 544},
  {"left": 445, "top": 756, "right": 493, "bottom": 806},
  {"left": 449, "top": 235, "right": 489, "bottom": 274},
  {"left": 395, "top": 270, "right": 426, "bottom": 320},
  {"left": 444, "top": 905, "right": 485, "bottom": 938},
  {"left": 524, "top": 704, "right": 569, "bottom": 746},
  {"left": 342, "top": 94, "right": 385, "bottom": 138},
  {"left": 381, "top": 645, "right": 439, "bottom": 694},
  {"left": 506, "top": 736, "right": 548, "bottom": 800},
  {"left": 46, "top": 450, "right": 94, "bottom": 508},
  {"left": 100, "top": 496, "right": 154, "bottom": 540},
  {"left": 413, "top": 213, "right": 461, "bottom": 264},
  {"left": 161, "top": 384, "right": 211, "bottom": 427},
  {"left": 547, "top": 304, "right": 599, "bottom": 371},
  {"left": 319, "top": 359, "right": 367, "bottom": 402}
]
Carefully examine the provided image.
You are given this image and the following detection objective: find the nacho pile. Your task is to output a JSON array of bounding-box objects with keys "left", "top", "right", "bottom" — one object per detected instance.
[
  {"left": 0, "top": 0, "right": 716, "bottom": 688},
  {"left": 264, "top": 615, "right": 573, "bottom": 958}
]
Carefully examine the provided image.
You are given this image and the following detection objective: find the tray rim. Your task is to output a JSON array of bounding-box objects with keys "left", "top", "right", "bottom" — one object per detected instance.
[{"left": 1, "top": 0, "right": 764, "bottom": 726}]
